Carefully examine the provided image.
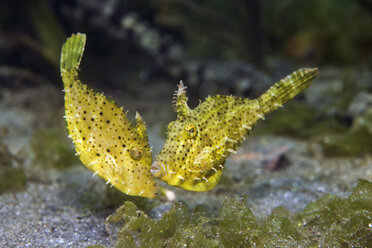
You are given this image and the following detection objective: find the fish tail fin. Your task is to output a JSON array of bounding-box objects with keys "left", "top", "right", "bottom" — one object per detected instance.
[
  {"left": 257, "top": 68, "right": 318, "bottom": 115},
  {"left": 60, "top": 33, "right": 86, "bottom": 72}
]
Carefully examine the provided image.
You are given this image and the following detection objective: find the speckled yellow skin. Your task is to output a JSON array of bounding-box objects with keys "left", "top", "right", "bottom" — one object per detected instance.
[
  {"left": 61, "top": 33, "right": 157, "bottom": 198},
  {"left": 152, "top": 68, "right": 318, "bottom": 191}
]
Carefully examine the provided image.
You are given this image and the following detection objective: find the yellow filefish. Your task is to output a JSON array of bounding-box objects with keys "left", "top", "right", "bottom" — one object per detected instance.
[
  {"left": 152, "top": 68, "right": 318, "bottom": 191},
  {"left": 61, "top": 33, "right": 158, "bottom": 198}
]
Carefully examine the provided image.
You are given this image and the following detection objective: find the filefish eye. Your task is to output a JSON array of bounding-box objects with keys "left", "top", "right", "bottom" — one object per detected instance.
[
  {"left": 185, "top": 123, "right": 197, "bottom": 138},
  {"left": 130, "top": 147, "right": 144, "bottom": 160}
]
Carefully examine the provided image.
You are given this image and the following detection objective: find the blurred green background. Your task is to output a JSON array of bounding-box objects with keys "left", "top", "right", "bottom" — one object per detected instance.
[{"left": 0, "top": 0, "right": 371, "bottom": 92}]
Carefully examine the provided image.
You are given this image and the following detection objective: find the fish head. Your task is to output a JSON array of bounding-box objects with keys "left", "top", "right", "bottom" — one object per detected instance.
[{"left": 152, "top": 114, "right": 225, "bottom": 191}]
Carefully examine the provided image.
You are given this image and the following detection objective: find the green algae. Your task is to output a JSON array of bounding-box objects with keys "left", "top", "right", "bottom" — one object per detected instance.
[
  {"left": 295, "top": 179, "right": 372, "bottom": 247},
  {"left": 218, "top": 198, "right": 259, "bottom": 247},
  {"left": 0, "top": 167, "right": 27, "bottom": 193},
  {"left": 322, "top": 107, "right": 372, "bottom": 156},
  {"left": 254, "top": 100, "right": 372, "bottom": 156},
  {"left": 31, "top": 128, "right": 78, "bottom": 169},
  {"left": 107, "top": 179, "right": 372, "bottom": 247},
  {"left": 107, "top": 201, "right": 220, "bottom": 248},
  {"left": 0, "top": 143, "right": 26, "bottom": 193},
  {"left": 28, "top": 0, "right": 65, "bottom": 66},
  {"left": 254, "top": 101, "right": 348, "bottom": 139}
]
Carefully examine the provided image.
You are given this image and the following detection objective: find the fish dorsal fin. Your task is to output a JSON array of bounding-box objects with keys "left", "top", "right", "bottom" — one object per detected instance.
[{"left": 173, "top": 81, "right": 192, "bottom": 119}]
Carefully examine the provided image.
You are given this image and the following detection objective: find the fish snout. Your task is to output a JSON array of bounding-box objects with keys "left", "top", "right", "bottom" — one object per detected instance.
[{"left": 151, "top": 161, "right": 163, "bottom": 178}]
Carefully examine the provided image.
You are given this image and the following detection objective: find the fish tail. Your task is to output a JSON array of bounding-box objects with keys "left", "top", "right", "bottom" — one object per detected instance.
[
  {"left": 257, "top": 68, "right": 318, "bottom": 115},
  {"left": 60, "top": 33, "right": 86, "bottom": 73}
]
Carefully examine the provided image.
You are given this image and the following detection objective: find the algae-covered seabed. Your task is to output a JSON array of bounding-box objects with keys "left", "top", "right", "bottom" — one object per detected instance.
[{"left": 0, "top": 67, "right": 371, "bottom": 247}]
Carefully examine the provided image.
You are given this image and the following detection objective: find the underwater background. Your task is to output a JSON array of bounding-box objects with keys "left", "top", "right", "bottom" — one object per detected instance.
[{"left": 0, "top": 0, "right": 371, "bottom": 247}]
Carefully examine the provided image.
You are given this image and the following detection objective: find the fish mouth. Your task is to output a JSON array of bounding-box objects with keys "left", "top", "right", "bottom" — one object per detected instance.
[{"left": 151, "top": 161, "right": 162, "bottom": 178}]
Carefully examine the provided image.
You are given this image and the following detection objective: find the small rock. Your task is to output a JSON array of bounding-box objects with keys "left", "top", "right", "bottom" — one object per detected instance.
[
  {"left": 347, "top": 92, "right": 372, "bottom": 118},
  {"left": 149, "top": 203, "right": 173, "bottom": 219}
]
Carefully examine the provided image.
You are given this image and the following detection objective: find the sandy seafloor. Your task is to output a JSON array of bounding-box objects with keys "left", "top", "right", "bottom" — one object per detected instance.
[{"left": 0, "top": 80, "right": 371, "bottom": 248}]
